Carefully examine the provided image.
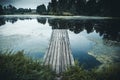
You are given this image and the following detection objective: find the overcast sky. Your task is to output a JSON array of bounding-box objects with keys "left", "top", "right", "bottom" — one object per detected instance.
[{"left": 0, "top": 0, "right": 51, "bottom": 9}]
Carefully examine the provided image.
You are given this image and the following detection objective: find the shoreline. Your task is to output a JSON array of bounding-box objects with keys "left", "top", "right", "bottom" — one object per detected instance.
[{"left": 0, "top": 14, "right": 119, "bottom": 19}]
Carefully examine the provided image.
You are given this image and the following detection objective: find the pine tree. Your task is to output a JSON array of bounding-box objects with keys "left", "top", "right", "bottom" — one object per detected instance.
[
  {"left": 86, "top": 0, "right": 96, "bottom": 15},
  {"left": 76, "top": 0, "right": 86, "bottom": 15},
  {"left": 36, "top": 4, "right": 46, "bottom": 14},
  {"left": 0, "top": 5, "right": 4, "bottom": 15}
]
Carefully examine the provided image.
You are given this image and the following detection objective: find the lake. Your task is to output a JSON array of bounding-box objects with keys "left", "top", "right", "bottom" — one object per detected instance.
[{"left": 0, "top": 15, "right": 120, "bottom": 70}]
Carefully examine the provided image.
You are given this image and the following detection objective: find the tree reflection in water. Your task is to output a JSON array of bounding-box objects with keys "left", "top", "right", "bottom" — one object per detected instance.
[
  {"left": 48, "top": 19, "right": 120, "bottom": 42},
  {"left": 0, "top": 17, "right": 119, "bottom": 70},
  {"left": 0, "top": 17, "right": 120, "bottom": 42}
]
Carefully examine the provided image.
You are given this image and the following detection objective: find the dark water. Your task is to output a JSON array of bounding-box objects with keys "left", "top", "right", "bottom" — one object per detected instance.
[{"left": 0, "top": 16, "right": 120, "bottom": 69}]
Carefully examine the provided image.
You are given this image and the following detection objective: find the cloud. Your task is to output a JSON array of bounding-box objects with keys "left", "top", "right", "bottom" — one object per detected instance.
[{"left": 0, "top": 0, "right": 51, "bottom": 9}]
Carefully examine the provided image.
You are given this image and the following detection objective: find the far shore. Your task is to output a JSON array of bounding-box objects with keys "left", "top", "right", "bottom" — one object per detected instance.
[{"left": 0, "top": 14, "right": 119, "bottom": 20}]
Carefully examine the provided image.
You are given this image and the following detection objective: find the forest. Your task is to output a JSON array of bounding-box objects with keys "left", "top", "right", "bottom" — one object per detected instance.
[
  {"left": 0, "top": 0, "right": 120, "bottom": 17},
  {"left": 0, "top": 5, "right": 32, "bottom": 15},
  {"left": 46, "top": 0, "right": 120, "bottom": 16}
]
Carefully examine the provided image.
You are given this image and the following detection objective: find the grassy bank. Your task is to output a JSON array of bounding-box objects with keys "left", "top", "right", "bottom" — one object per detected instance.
[
  {"left": 0, "top": 51, "right": 55, "bottom": 80},
  {"left": 62, "top": 62, "right": 120, "bottom": 80},
  {"left": 0, "top": 51, "right": 120, "bottom": 80}
]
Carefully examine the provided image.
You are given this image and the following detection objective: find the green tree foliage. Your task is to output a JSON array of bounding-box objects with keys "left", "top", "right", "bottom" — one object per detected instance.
[
  {"left": 0, "top": 5, "right": 4, "bottom": 15},
  {"left": 47, "top": 0, "right": 120, "bottom": 16},
  {"left": 47, "top": 0, "right": 58, "bottom": 15},
  {"left": 85, "top": 0, "right": 97, "bottom": 15},
  {"left": 58, "top": 0, "right": 67, "bottom": 11},
  {"left": 17, "top": 8, "right": 31, "bottom": 14},
  {"left": 51, "top": 0, "right": 57, "bottom": 12},
  {"left": 2, "top": 4, "right": 32, "bottom": 15},
  {"left": 98, "top": 0, "right": 120, "bottom": 16},
  {"left": 75, "top": 0, "right": 86, "bottom": 15},
  {"left": 4, "top": 5, "right": 17, "bottom": 14},
  {"left": 36, "top": 4, "right": 46, "bottom": 14}
]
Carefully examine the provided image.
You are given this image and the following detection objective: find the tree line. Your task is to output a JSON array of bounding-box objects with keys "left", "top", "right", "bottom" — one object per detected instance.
[
  {"left": 0, "top": 0, "right": 120, "bottom": 17},
  {"left": 36, "top": 0, "right": 120, "bottom": 17},
  {"left": 0, "top": 17, "right": 120, "bottom": 42},
  {"left": 0, "top": 5, "right": 32, "bottom": 15}
]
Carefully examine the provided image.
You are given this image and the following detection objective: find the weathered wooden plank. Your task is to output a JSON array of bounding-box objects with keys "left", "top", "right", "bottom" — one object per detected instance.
[{"left": 43, "top": 29, "right": 74, "bottom": 74}]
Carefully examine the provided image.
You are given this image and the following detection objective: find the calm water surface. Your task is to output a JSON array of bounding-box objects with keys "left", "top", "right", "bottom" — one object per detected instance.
[{"left": 0, "top": 16, "right": 120, "bottom": 69}]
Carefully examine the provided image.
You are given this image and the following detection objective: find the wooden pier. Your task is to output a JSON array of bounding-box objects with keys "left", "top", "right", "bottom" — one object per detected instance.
[{"left": 43, "top": 29, "right": 74, "bottom": 74}]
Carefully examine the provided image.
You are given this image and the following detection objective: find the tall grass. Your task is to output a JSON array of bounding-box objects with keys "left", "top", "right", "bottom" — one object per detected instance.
[
  {"left": 0, "top": 51, "right": 55, "bottom": 80},
  {"left": 62, "top": 61, "right": 96, "bottom": 80},
  {"left": 0, "top": 51, "right": 120, "bottom": 80},
  {"left": 62, "top": 61, "right": 120, "bottom": 80}
]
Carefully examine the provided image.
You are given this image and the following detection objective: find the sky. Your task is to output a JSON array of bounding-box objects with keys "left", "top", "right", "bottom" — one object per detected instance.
[{"left": 0, "top": 0, "right": 51, "bottom": 9}]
